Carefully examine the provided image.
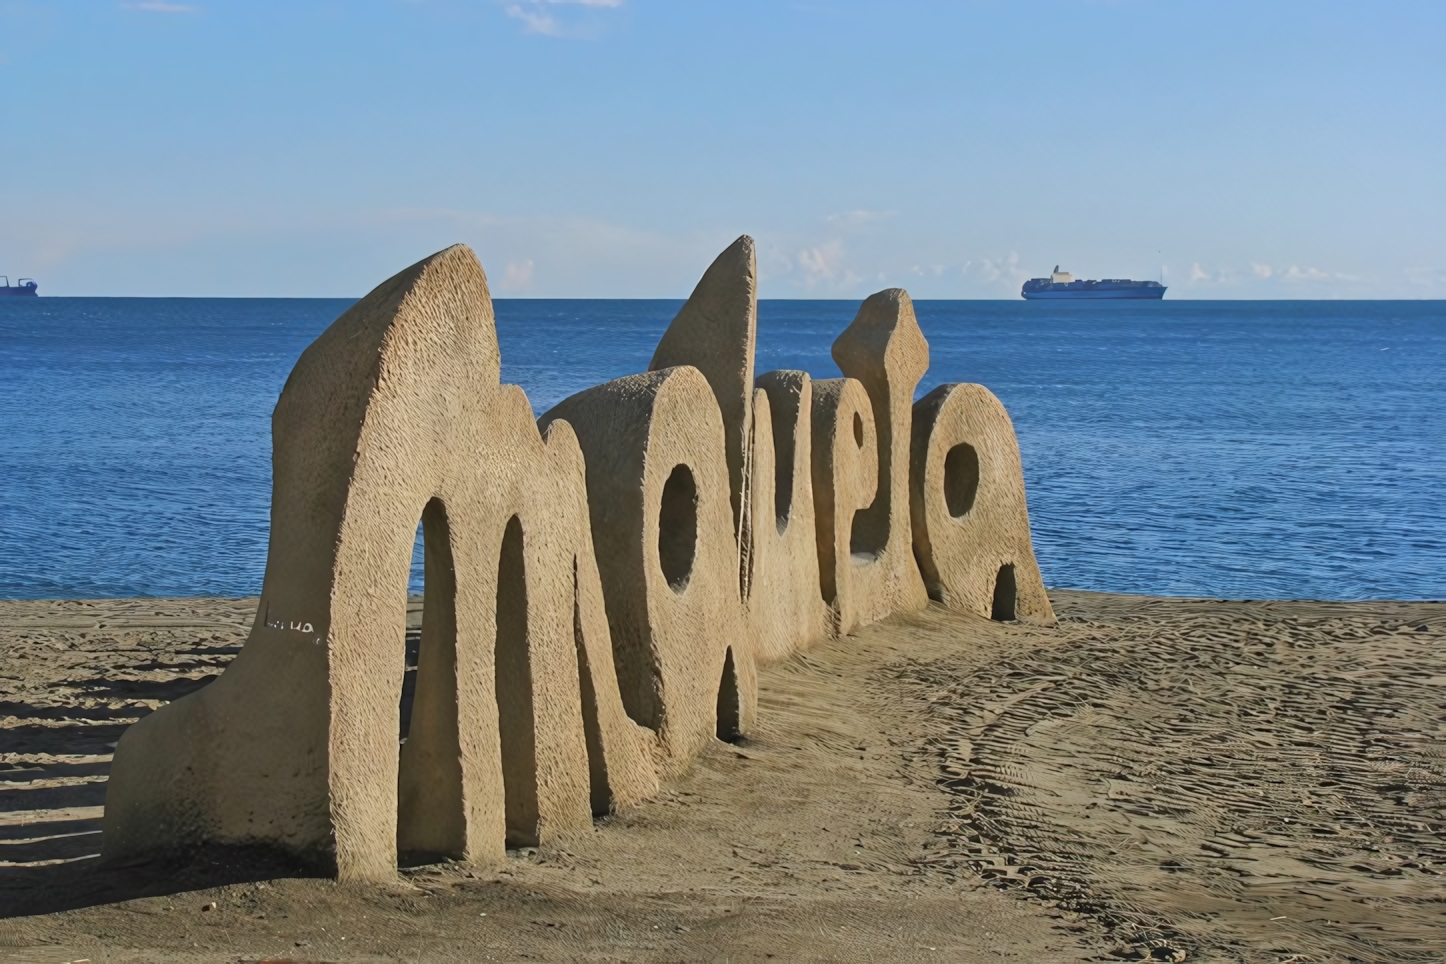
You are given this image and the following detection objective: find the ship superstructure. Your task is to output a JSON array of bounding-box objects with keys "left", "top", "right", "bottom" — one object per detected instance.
[{"left": 0, "top": 276, "right": 38, "bottom": 297}]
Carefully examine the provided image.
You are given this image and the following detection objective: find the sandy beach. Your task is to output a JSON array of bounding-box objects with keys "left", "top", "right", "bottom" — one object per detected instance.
[{"left": 1, "top": 592, "right": 1441, "bottom": 963}]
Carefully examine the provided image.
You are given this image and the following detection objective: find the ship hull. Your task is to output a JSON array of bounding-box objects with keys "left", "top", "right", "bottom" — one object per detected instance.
[
  {"left": 1022, "top": 287, "right": 1165, "bottom": 300},
  {"left": 0, "top": 286, "right": 38, "bottom": 298}
]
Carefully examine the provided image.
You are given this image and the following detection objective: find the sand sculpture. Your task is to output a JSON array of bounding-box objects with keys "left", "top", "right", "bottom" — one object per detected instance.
[{"left": 102, "top": 237, "right": 1054, "bottom": 881}]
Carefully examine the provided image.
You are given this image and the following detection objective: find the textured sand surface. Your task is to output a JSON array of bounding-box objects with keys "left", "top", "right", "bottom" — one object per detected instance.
[
  {"left": 1, "top": 592, "right": 1442, "bottom": 962},
  {"left": 902, "top": 592, "right": 1446, "bottom": 962}
]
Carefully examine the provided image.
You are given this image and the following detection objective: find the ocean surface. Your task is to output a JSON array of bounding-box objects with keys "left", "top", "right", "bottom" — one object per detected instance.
[{"left": 0, "top": 297, "right": 1441, "bottom": 601}]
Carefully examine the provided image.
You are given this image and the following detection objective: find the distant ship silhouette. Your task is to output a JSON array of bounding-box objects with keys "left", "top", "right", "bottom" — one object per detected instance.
[
  {"left": 0, "top": 276, "right": 38, "bottom": 297},
  {"left": 1022, "top": 266, "right": 1164, "bottom": 300}
]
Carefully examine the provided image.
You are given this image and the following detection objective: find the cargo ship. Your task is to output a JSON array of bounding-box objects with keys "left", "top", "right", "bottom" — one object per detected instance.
[
  {"left": 0, "top": 276, "right": 38, "bottom": 297},
  {"left": 1021, "top": 266, "right": 1165, "bottom": 300}
]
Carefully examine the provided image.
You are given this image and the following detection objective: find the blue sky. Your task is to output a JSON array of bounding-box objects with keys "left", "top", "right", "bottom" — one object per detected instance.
[{"left": 1, "top": 1, "right": 1442, "bottom": 297}]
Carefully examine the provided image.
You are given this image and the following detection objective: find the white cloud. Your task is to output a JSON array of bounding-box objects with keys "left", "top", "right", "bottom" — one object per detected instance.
[
  {"left": 1277, "top": 265, "right": 1360, "bottom": 284},
  {"left": 122, "top": 1, "right": 196, "bottom": 12},
  {"left": 2, "top": 198, "right": 737, "bottom": 297},
  {"left": 782, "top": 239, "right": 865, "bottom": 291},
  {"left": 504, "top": 4, "right": 558, "bottom": 34},
  {"left": 797, "top": 240, "right": 844, "bottom": 282},
  {"left": 504, "top": 0, "right": 621, "bottom": 36},
  {"left": 1173, "top": 259, "right": 1373, "bottom": 295},
  {"left": 500, "top": 258, "right": 535, "bottom": 290},
  {"left": 976, "top": 252, "right": 1026, "bottom": 286},
  {"left": 1281, "top": 264, "right": 1329, "bottom": 283},
  {"left": 1404, "top": 266, "right": 1446, "bottom": 287}
]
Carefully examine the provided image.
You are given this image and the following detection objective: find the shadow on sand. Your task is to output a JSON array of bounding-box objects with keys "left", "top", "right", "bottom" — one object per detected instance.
[
  {"left": 1, "top": 667, "right": 333, "bottom": 918},
  {"left": 0, "top": 844, "right": 331, "bottom": 918}
]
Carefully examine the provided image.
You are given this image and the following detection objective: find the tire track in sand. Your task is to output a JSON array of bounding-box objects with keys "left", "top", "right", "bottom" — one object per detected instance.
[{"left": 898, "top": 593, "right": 1445, "bottom": 962}]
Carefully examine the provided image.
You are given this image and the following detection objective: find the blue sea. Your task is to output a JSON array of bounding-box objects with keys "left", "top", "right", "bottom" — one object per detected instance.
[{"left": 0, "top": 298, "right": 1441, "bottom": 601}]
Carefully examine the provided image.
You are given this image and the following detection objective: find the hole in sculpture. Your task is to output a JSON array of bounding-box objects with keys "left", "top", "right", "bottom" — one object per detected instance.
[
  {"left": 397, "top": 516, "right": 427, "bottom": 747},
  {"left": 991, "top": 563, "right": 1017, "bottom": 622},
  {"left": 849, "top": 400, "right": 887, "bottom": 560},
  {"left": 658, "top": 464, "right": 697, "bottom": 593},
  {"left": 495, "top": 515, "right": 540, "bottom": 847},
  {"left": 768, "top": 386, "right": 799, "bottom": 531},
  {"left": 397, "top": 499, "right": 464, "bottom": 865},
  {"left": 398, "top": 543, "right": 421, "bottom": 745},
  {"left": 716, "top": 646, "right": 741, "bottom": 743},
  {"left": 943, "top": 443, "right": 980, "bottom": 518}
]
